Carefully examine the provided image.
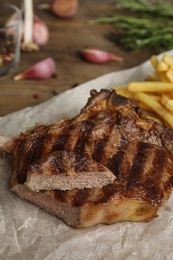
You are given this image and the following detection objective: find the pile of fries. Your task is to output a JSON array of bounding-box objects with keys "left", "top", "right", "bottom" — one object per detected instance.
[{"left": 114, "top": 53, "right": 173, "bottom": 129}]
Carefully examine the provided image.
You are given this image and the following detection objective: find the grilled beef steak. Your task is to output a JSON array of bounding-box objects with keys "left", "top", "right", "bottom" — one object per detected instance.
[{"left": 2, "top": 89, "right": 173, "bottom": 228}]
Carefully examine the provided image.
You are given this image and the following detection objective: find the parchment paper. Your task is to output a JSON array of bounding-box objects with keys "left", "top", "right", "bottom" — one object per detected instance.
[{"left": 1, "top": 50, "right": 173, "bottom": 260}]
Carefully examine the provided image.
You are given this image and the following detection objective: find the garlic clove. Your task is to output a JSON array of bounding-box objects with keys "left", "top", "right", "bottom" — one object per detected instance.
[
  {"left": 51, "top": 0, "right": 78, "bottom": 18},
  {"left": 39, "top": 0, "right": 78, "bottom": 18},
  {"left": 20, "top": 15, "right": 49, "bottom": 50},
  {"left": 81, "top": 47, "right": 124, "bottom": 64},
  {"left": 33, "top": 16, "right": 49, "bottom": 46},
  {"left": 14, "top": 57, "right": 56, "bottom": 81}
]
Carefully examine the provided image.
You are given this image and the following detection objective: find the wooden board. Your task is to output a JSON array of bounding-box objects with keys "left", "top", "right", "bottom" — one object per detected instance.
[{"left": 0, "top": 0, "right": 152, "bottom": 116}]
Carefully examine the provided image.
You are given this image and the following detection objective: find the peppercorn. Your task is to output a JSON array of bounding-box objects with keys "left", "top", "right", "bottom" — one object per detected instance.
[{"left": 0, "top": 32, "right": 15, "bottom": 67}]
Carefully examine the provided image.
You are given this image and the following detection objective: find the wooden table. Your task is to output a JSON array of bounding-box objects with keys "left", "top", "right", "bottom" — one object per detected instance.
[{"left": 0, "top": 0, "right": 152, "bottom": 117}]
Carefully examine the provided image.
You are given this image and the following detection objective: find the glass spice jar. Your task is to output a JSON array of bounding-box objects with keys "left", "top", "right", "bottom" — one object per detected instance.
[{"left": 0, "top": 3, "right": 21, "bottom": 76}]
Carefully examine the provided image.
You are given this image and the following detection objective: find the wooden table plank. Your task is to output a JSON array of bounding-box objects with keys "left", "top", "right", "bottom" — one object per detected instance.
[{"left": 0, "top": 0, "right": 151, "bottom": 116}]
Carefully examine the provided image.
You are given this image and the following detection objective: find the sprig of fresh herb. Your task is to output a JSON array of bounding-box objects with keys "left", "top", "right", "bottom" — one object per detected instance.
[
  {"left": 89, "top": 0, "right": 173, "bottom": 52},
  {"left": 116, "top": 0, "right": 173, "bottom": 17}
]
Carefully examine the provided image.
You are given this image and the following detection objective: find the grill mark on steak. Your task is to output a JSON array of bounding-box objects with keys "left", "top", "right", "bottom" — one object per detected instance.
[
  {"left": 107, "top": 151, "right": 125, "bottom": 180},
  {"left": 73, "top": 120, "right": 95, "bottom": 154},
  {"left": 74, "top": 153, "right": 107, "bottom": 173},
  {"left": 46, "top": 151, "right": 67, "bottom": 174},
  {"left": 71, "top": 189, "right": 91, "bottom": 207},
  {"left": 51, "top": 133, "right": 70, "bottom": 152},
  {"left": 53, "top": 181, "right": 125, "bottom": 207},
  {"left": 127, "top": 142, "right": 151, "bottom": 190},
  {"left": 73, "top": 137, "right": 86, "bottom": 154},
  {"left": 105, "top": 135, "right": 130, "bottom": 180},
  {"left": 80, "top": 120, "right": 95, "bottom": 134},
  {"left": 74, "top": 153, "right": 92, "bottom": 172},
  {"left": 148, "top": 148, "right": 171, "bottom": 204},
  {"left": 61, "top": 119, "right": 95, "bottom": 152},
  {"left": 152, "top": 149, "right": 166, "bottom": 179},
  {"left": 91, "top": 113, "right": 120, "bottom": 163},
  {"left": 16, "top": 134, "right": 52, "bottom": 184},
  {"left": 53, "top": 190, "right": 66, "bottom": 203},
  {"left": 127, "top": 144, "right": 168, "bottom": 205},
  {"left": 71, "top": 184, "right": 114, "bottom": 207},
  {"left": 55, "top": 188, "right": 92, "bottom": 207},
  {"left": 92, "top": 136, "right": 109, "bottom": 162}
]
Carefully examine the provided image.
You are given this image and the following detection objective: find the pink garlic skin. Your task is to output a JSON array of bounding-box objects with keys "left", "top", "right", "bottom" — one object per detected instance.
[
  {"left": 33, "top": 16, "right": 49, "bottom": 45},
  {"left": 14, "top": 58, "right": 56, "bottom": 81},
  {"left": 6, "top": 13, "right": 49, "bottom": 46},
  {"left": 5, "top": 12, "right": 23, "bottom": 40},
  {"left": 82, "top": 48, "right": 124, "bottom": 64},
  {"left": 25, "top": 58, "right": 56, "bottom": 79},
  {"left": 51, "top": 0, "right": 78, "bottom": 18}
]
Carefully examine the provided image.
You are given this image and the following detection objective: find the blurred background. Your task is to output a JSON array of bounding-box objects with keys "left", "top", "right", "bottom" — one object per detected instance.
[{"left": 0, "top": 0, "right": 160, "bottom": 116}]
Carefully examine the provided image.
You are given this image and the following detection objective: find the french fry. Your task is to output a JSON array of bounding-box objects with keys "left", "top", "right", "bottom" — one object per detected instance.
[
  {"left": 162, "top": 53, "right": 173, "bottom": 67},
  {"left": 157, "top": 61, "right": 169, "bottom": 72},
  {"left": 161, "top": 93, "right": 171, "bottom": 106},
  {"left": 166, "top": 68, "right": 173, "bottom": 83},
  {"left": 158, "top": 71, "right": 170, "bottom": 82},
  {"left": 166, "top": 100, "right": 173, "bottom": 112},
  {"left": 134, "top": 92, "right": 173, "bottom": 128},
  {"left": 128, "top": 81, "right": 173, "bottom": 93},
  {"left": 146, "top": 74, "right": 160, "bottom": 81},
  {"left": 113, "top": 86, "right": 127, "bottom": 90},
  {"left": 150, "top": 55, "right": 159, "bottom": 70},
  {"left": 160, "top": 94, "right": 173, "bottom": 112},
  {"left": 146, "top": 94, "right": 161, "bottom": 102}
]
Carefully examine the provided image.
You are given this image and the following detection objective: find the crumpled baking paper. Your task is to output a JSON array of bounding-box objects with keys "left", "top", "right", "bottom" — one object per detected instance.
[{"left": 1, "top": 50, "right": 173, "bottom": 260}]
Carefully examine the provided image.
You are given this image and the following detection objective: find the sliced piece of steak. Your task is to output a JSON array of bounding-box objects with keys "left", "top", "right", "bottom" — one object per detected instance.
[{"left": 25, "top": 150, "right": 115, "bottom": 191}]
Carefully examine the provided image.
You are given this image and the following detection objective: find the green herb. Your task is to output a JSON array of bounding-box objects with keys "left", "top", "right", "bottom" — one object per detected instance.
[
  {"left": 116, "top": 0, "right": 173, "bottom": 17},
  {"left": 89, "top": 0, "right": 173, "bottom": 52}
]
